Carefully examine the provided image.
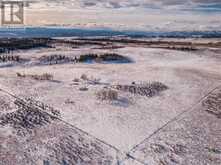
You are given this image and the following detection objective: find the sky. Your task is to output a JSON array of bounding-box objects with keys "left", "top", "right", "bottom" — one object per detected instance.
[{"left": 4, "top": 0, "right": 221, "bottom": 31}]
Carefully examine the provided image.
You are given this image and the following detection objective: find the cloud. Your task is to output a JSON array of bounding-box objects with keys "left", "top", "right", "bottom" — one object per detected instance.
[
  {"left": 24, "top": 0, "right": 221, "bottom": 31},
  {"left": 35, "top": 0, "right": 221, "bottom": 10}
]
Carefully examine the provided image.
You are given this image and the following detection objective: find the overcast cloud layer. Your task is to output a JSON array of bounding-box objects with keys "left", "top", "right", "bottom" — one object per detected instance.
[
  {"left": 19, "top": 0, "right": 221, "bottom": 31},
  {"left": 35, "top": 0, "right": 221, "bottom": 10}
]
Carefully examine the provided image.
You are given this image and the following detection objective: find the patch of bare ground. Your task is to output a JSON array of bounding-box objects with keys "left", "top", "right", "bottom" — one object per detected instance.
[
  {"left": 16, "top": 72, "right": 53, "bottom": 81},
  {"left": 112, "top": 82, "right": 168, "bottom": 97},
  {"left": 0, "top": 98, "right": 60, "bottom": 136},
  {"left": 202, "top": 89, "right": 221, "bottom": 118}
]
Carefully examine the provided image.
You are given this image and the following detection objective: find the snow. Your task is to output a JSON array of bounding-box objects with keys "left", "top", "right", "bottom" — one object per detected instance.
[{"left": 0, "top": 39, "right": 221, "bottom": 164}]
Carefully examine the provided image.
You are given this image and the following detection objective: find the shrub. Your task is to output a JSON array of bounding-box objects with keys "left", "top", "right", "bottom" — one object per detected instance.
[
  {"left": 202, "top": 90, "right": 221, "bottom": 118},
  {"left": 79, "top": 87, "right": 88, "bottom": 91},
  {"left": 73, "top": 78, "right": 80, "bottom": 82},
  {"left": 94, "top": 57, "right": 103, "bottom": 63},
  {"left": 16, "top": 72, "right": 25, "bottom": 77},
  {"left": 78, "top": 54, "right": 98, "bottom": 62},
  {"left": 96, "top": 89, "right": 118, "bottom": 101},
  {"left": 39, "top": 54, "right": 73, "bottom": 65},
  {"left": 34, "top": 73, "right": 53, "bottom": 81},
  {"left": 78, "top": 53, "right": 132, "bottom": 63},
  {"left": 16, "top": 72, "right": 53, "bottom": 81},
  {"left": 80, "top": 74, "right": 88, "bottom": 81},
  {"left": 112, "top": 81, "right": 168, "bottom": 97},
  {"left": 0, "top": 55, "right": 20, "bottom": 62}
]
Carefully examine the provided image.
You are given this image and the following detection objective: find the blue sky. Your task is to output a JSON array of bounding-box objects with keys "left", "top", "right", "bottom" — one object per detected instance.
[{"left": 22, "top": 0, "right": 221, "bottom": 31}]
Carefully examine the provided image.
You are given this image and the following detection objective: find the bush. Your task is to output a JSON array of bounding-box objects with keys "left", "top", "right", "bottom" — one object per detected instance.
[
  {"left": 79, "top": 87, "right": 88, "bottom": 91},
  {"left": 78, "top": 53, "right": 132, "bottom": 63},
  {"left": 202, "top": 90, "right": 221, "bottom": 118},
  {"left": 80, "top": 74, "right": 88, "bottom": 81},
  {"left": 96, "top": 89, "right": 118, "bottom": 101},
  {"left": 112, "top": 81, "right": 168, "bottom": 97},
  {"left": 39, "top": 54, "right": 72, "bottom": 65},
  {"left": 34, "top": 73, "right": 53, "bottom": 81},
  {"left": 16, "top": 72, "right": 25, "bottom": 77},
  {"left": 16, "top": 72, "right": 53, "bottom": 81},
  {"left": 0, "top": 55, "right": 20, "bottom": 62},
  {"left": 73, "top": 78, "right": 80, "bottom": 82},
  {"left": 78, "top": 54, "right": 98, "bottom": 62}
]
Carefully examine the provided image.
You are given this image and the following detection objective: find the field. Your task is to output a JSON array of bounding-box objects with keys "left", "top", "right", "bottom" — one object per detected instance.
[{"left": 0, "top": 37, "right": 221, "bottom": 165}]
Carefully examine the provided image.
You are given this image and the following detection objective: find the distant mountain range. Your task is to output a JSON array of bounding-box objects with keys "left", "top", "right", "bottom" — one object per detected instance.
[{"left": 0, "top": 27, "right": 221, "bottom": 38}]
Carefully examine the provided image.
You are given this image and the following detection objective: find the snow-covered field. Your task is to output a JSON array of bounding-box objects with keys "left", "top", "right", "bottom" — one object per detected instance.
[{"left": 0, "top": 39, "right": 221, "bottom": 165}]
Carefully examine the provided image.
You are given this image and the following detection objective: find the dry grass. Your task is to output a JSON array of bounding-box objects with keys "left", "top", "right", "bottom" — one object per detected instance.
[
  {"left": 96, "top": 88, "right": 118, "bottom": 101},
  {"left": 16, "top": 72, "right": 53, "bottom": 81}
]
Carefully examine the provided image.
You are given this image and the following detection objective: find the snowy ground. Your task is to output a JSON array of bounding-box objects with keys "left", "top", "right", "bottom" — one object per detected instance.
[{"left": 0, "top": 39, "right": 221, "bottom": 165}]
